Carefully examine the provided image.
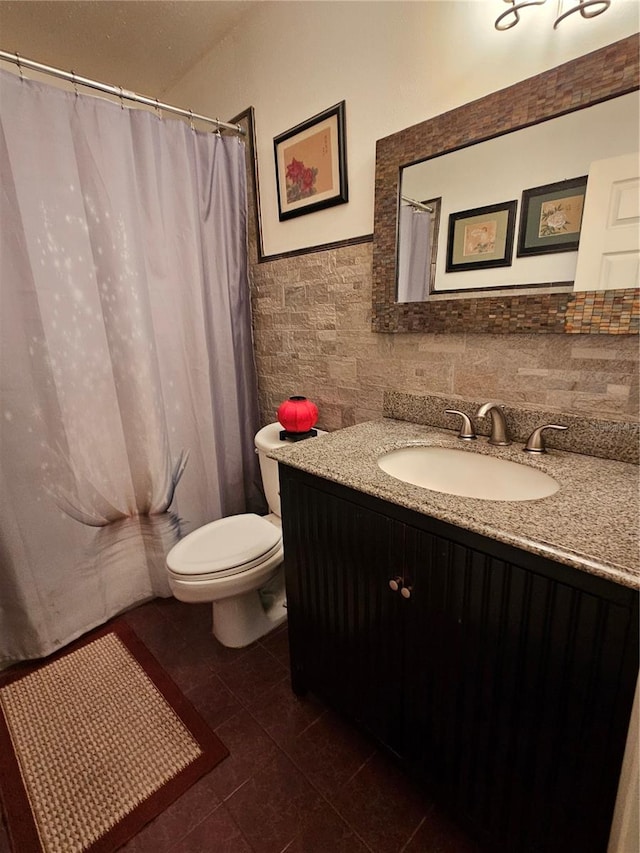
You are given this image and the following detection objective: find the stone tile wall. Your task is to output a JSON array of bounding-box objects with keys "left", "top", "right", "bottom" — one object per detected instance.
[{"left": 249, "top": 242, "right": 639, "bottom": 433}]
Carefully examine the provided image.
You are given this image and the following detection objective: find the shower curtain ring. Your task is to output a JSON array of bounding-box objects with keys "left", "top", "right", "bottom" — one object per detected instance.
[
  {"left": 155, "top": 98, "right": 162, "bottom": 119},
  {"left": 215, "top": 118, "right": 222, "bottom": 138},
  {"left": 188, "top": 109, "right": 194, "bottom": 131},
  {"left": 15, "top": 52, "right": 24, "bottom": 80},
  {"left": 119, "top": 86, "right": 125, "bottom": 109},
  {"left": 71, "top": 70, "right": 78, "bottom": 97}
]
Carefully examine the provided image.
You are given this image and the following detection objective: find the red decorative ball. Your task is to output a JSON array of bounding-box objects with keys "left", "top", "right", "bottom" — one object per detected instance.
[{"left": 277, "top": 396, "right": 319, "bottom": 433}]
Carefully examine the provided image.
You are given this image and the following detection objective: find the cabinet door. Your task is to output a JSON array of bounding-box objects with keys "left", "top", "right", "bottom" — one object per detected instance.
[
  {"left": 281, "top": 474, "right": 405, "bottom": 753},
  {"left": 399, "top": 525, "right": 474, "bottom": 791},
  {"left": 401, "top": 523, "right": 638, "bottom": 853}
]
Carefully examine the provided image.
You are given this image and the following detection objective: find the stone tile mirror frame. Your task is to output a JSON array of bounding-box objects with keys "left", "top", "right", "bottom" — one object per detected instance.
[{"left": 372, "top": 35, "right": 639, "bottom": 335}]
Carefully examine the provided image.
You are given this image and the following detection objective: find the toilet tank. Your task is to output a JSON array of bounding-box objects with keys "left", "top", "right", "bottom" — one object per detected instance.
[{"left": 254, "top": 422, "right": 325, "bottom": 518}]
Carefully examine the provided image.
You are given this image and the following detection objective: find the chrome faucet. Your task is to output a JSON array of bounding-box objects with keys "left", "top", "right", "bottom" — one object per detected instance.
[{"left": 476, "top": 401, "right": 511, "bottom": 446}]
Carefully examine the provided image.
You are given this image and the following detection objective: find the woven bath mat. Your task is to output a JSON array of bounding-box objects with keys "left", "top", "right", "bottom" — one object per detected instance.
[{"left": 0, "top": 620, "right": 228, "bottom": 852}]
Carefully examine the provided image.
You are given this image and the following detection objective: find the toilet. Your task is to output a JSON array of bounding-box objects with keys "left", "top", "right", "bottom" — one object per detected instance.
[{"left": 166, "top": 422, "right": 321, "bottom": 648}]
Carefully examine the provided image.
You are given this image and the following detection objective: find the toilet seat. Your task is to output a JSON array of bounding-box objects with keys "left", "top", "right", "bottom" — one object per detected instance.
[{"left": 166, "top": 513, "right": 283, "bottom": 579}]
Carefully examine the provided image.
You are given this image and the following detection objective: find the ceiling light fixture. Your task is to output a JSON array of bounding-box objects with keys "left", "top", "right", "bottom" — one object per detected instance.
[{"left": 495, "top": 0, "right": 611, "bottom": 31}]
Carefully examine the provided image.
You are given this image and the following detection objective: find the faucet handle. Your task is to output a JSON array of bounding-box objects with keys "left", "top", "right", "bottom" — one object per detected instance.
[
  {"left": 445, "top": 409, "right": 477, "bottom": 441},
  {"left": 524, "top": 424, "right": 568, "bottom": 453}
]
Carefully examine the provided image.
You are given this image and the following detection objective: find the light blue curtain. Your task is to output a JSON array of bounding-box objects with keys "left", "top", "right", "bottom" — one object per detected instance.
[{"left": 0, "top": 69, "right": 263, "bottom": 666}]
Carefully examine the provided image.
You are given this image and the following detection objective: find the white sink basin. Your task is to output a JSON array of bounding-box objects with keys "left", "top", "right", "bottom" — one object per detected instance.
[{"left": 378, "top": 445, "right": 559, "bottom": 501}]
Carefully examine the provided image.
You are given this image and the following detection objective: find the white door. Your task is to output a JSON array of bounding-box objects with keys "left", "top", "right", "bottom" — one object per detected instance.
[{"left": 573, "top": 152, "right": 640, "bottom": 292}]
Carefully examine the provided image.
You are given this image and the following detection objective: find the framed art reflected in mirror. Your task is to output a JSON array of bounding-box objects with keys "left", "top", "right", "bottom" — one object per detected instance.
[
  {"left": 446, "top": 201, "right": 517, "bottom": 273},
  {"left": 517, "top": 177, "right": 587, "bottom": 258}
]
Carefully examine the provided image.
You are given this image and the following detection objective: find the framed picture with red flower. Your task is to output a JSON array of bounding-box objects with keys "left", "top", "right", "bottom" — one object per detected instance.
[
  {"left": 274, "top": 101, "right": 348, "bottom": 221},
  {"left": 517, "top": 176, "right": 587, "bottom": 257}
]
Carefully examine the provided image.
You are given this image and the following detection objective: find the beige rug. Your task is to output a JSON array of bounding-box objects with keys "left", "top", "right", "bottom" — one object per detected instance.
[{"left": 0, "top": 620, "right": 228, "bottom": 852}]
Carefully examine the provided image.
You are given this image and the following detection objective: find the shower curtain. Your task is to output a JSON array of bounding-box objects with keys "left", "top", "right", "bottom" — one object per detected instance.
[
  {"left": 397, "top": 204, "right": 431, "bottom": 303},
  {"left": 0, "top": 69, "right": 263, "bottom": 667}
]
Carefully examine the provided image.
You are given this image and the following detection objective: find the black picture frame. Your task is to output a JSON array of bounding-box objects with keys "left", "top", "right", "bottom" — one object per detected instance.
[
  {"left": 517, "top": 176, "right": 588, "bottom": 257},
  {"left": 446, "top": 200, "right": 517, "bottom": 272},
  {"left": 274, "top": 101, "right": 348, "bottom": 221}
]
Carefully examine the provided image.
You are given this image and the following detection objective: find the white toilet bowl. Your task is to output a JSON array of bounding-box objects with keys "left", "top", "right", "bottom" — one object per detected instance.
[
  {"left": 166, "top": 422, "right": 322, "bottom": 648},
  {"left": 167, "top": 511, "right": 286, "bottom": 648}
]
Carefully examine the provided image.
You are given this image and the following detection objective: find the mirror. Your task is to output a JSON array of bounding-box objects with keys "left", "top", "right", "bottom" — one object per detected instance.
[
  {"left": 372, "top": 34, "right": 639, "bottom": 334},
  {"left": 399, "top": 93, "right": 637, "bottom": 300}
]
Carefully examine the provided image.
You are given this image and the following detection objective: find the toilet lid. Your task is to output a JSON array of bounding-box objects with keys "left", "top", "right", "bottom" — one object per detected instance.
[{"left": 166, "top": 513, "right": 282, "bottom": 577}]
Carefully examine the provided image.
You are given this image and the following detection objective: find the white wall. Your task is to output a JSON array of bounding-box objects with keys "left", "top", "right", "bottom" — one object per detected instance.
[{"left": 165, "top": 0, "right": 639, "bottom": 256}]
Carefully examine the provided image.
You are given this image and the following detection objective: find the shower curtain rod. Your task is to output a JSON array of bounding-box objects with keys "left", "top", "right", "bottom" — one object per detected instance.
[
  {"left": 0, "top": 49, "right": 245, "bottom": 136},
  {"left": 401, "top": 195, "right": 433, "bottom": 213}
]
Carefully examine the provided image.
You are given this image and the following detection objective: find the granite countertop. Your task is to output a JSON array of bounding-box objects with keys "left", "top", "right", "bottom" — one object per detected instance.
[{"left": 269, "top": 419, "right": 640, "bottom": 590}]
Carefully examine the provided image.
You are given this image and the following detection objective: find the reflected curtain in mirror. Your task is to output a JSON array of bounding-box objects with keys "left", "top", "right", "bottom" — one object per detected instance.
[{"left": 397, "top": 203, "right": 431, "bottom": 302}]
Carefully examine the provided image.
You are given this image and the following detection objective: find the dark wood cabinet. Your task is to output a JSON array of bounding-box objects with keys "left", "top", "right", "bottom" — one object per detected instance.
[{"left": 279, "top": 464, "right": 639, "bottom": 853}]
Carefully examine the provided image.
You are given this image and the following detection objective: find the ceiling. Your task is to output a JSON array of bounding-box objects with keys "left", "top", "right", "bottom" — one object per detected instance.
[{"left": 0, "top": 1, "right": 262, "bottom": 96}]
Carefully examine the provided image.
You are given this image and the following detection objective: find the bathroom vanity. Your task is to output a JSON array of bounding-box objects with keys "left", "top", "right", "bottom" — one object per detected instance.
[{"left": 270, "top": 409, "right": 639, "bottom": 853}]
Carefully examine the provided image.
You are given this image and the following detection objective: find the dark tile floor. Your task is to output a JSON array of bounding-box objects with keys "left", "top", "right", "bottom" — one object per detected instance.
[{"left": 1, "top": 598, "right": 483, "bottom": 852}]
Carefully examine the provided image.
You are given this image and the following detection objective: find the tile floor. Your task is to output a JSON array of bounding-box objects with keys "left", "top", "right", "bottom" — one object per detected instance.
[{"left": 1, "top": 597, "right": 482, "bottom": 852}]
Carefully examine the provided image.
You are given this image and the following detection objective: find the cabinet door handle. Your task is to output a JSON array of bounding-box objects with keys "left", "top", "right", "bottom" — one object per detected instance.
[
  {"left": 389, "top": 577, "right": 403, "bottom": 592},
  {"left": 400, "top": 585, "right": 412, "bottom": 599}
]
